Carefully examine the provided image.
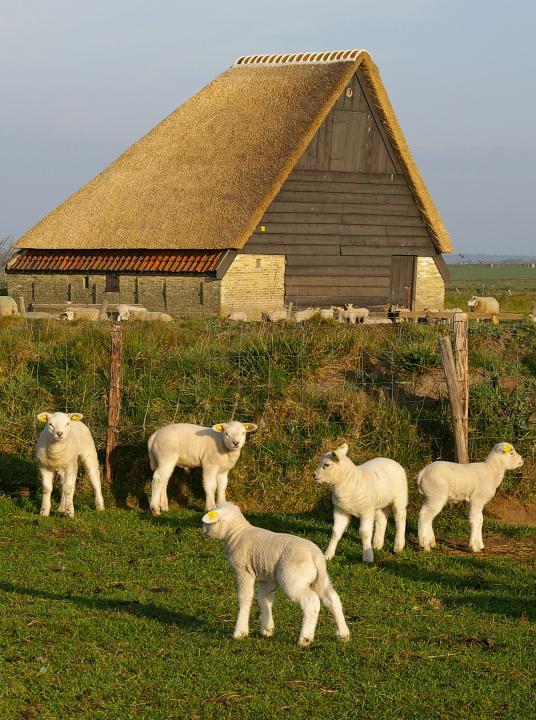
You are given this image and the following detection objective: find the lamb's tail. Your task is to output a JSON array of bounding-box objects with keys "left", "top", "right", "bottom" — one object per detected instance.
[
  {"left": 147, "top": 432, "right": 157, "bottom": 472},
  {"left": 311, "top": 551, "right": 331, "bottom": 596}
]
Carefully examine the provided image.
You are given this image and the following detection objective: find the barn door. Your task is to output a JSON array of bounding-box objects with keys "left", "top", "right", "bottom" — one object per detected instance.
[{"left": 391, "top": 256, "right": 415, "bottom": 308}]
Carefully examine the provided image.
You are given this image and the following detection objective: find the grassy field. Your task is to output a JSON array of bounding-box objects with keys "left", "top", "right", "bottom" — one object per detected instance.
[
  {"left": 446, "top": 264, "right": 536, "bottom": 312},
  {"left": 0, "top": 499, "right": 534, "bottom": 720}
]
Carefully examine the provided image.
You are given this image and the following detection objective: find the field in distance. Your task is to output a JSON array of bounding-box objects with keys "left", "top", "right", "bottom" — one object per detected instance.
[{"left": 446, "top": 264, "right": 536, "bottom": 312}]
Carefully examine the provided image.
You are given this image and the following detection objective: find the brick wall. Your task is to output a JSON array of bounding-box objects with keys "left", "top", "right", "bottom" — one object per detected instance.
[
  {"left": 220, "top": 254, "right": 285, "bottom": 320},
  {"left": 413, "top": 257, "right": 445, "bottom": 311},
  {"left": 6, "top": 273, "right": 221, "bottom": 317}
]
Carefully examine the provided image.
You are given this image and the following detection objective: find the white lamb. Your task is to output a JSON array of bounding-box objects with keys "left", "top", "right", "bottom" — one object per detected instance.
[
  {"left": 262, "top": 309, "right": 288, "bottom": 322},
  {"left": 202, "top": 502, "right": 350, "bottom": 647},
  {"left": 467, "top": 296, "right": 500, "bottom": 314},
  {"left": 417, "top": 442, "right": 524, "bottom": 553},
  {"left": 225, "top": 311, "right": 248, "bottom": 321},
  {"left": 61, "top": 307, "right": 101, "bottom": 321},
  {"left": 116, "top": 304, "right": 147, "bottom": 321},
  {"left": 319, "top": 308, "right": 334, "bottom": 320},
  {"left": 35, "top": 411, "right": 105, "bottom": 517},
  {"left": 294, "top": 307, "right": 317, "bottom": 322},
  {"left": 0, "top": 296, "right": 19, "bottom": 317},
  {"left": 313, "top": 443, "right": 408, "bottom": 563},
  {"left": 148, "top": 420, "right": 257, "bottom": 514}
]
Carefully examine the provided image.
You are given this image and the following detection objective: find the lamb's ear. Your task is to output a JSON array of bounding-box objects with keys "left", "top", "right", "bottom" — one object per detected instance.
[
  {"left": 244, "top": 423, "right": 257, "bottom": 432},
  {"left": 202, "top": 510, "right": 221, "bottom": 524},
  {"left": 212, "top": 423, "right": 225, "bottom": 432},
  {"left": 501, "top": 443, "right": 513, "bottom": 454},
  {"left": 333, "top": 443, "right": 349, "bottom": 461},
  {"left": 37, "top": 412, "right": 51, "bottom": 423},
  {"left": 69, "top": 413, "right": 84, "bottom": 422}
]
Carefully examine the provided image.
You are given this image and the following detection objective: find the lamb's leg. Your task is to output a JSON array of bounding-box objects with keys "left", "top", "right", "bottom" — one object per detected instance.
[
  {"left": 393, "top": 499, "right": 407, "bottom": 553},
  {"left": 295, "top": 588, "right": 321, "bottom": 647},
  {"left": 469, "top": 501, "right": 485, "bottom": 552},
  {"left": 216, "top": 471, "right": 229, "bottom": 506},
  {"left": 57, "top": 470, "right": 66, "bottom": 513},
  {"left": 202, "top": 469, "right": 218, "bottom": 511},
  {"left": 60, "top": 467, "right": 77, "bottom": 518},
  {"left": 372, "top": 508, "right": 388, "bottom": 550},
  {"left": 359, "top": 512, "right": 375, "bottom": 563},
  {"left": 257, "top": 582, "right": 276, "bottom": 637},
  {"left": 39, "top": 468, "right": 54, "bottom": 517},
  {"left": 418, "top": 499, "right": 444, "bottom": 551},
  {"left": 150, "top": 462, "right": 175, "bottom": 516},
  {"left": 81, "top": 452, "right": 104, "bottom": 511},
  {"left": 233, "top": 571, "right": 255, "bottom": 640},
  {"left": 317, "top": 581, "right": 350, "bottom": 642},
  {"left": 324, "top": 509, "right": 350, "bottom": 560}
]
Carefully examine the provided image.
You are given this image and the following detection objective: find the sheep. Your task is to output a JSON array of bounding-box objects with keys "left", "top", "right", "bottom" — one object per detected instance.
[
  {"left": 148, "top": 420, "right": 257, "bottom": 514},
  {"left": 116, "top": 304, "right": 146, "bottom": 321},
  {"left": 119, "top": 306, "right": 173, "bottom": 322},
  {"left": 202, "top": 502, "right": 350, "bottom": 647},
  {"left": 61, "top": 307, "right": 101, "bottom": 321},
  {"left": 467, "top": 296, "right": 500, "bottom": 314},
  {"left": 313, "top": 443, "right": 408, "bottom": 563},
  {"left": 225, "top": 311, "right": 248, "bottom": 321},
  {"left": 25, "top": 311, "right": 61, "bottom": 320},
  {"left": 417, "top": 442, "right": 524, "bottom": 553},
  {"left": 0, "top": 296, "right": 19, "bottom": 317},
  {"left": 262, "top": 309, "right": 288, "bottom": 322},
  {"left": 294, "top": 307, "right": 317, "bottom": 322},
  {"left": 319, "top": 308, "right": 334, "bottom": 320},
  {"left": 335, "top": 305, "right": 369, "bottom": 324},
  {"left": 35, "top": 411, "right": 104, "bottom": 517}
]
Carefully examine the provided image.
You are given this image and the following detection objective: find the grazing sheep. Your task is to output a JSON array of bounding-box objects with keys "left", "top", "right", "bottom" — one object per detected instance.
[
  {"left": 314, "top": 443, "right": 407, "bottom": 563},
  {"left": 202, "top": 502, "right": 350, "bottom": 647},
  {"left": 417, "top": 443, "right": 524, "bottom": 553},
  {"left": 262, "top": 309, "right": 288, "bottom": 322},
  {"left": 294, "top": 307, "right": 317, "bottom": 322},
  {"left": 0, "top": 296, "right": 19, "bottom": 317},
  {"left": 35, "top": 411, "right": 104, "bottom": 517},
  {"left": 319, "top": 308, "right": 334, "bottom": 320},
  {"left": 61, "top": 307, "right": 101, "bottom": 321},
  {"left": 225, "top": 311, "right": 248, "bottom": 321},
  {"left": 467, "top": 296, "right": 500, "bottom": 314},
  {"left": 148, "top": 420, "right": 257, "bottom": 514}
]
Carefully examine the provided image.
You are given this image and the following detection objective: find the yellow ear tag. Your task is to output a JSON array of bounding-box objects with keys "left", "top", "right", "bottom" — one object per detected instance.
[
  {"left": 208, "top": 511, "right": 219, "bottom": 521},
  {"left": 502, "top": 444, "right": 513, "bottom": 453}
]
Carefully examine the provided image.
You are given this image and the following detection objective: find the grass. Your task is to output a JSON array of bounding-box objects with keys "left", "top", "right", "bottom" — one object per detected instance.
[
  {"left": 0, "top": 499, "right": 534, "bottom": 719},
  {"left": 446, "top": 264, "right": 536, "bottom": 312}
]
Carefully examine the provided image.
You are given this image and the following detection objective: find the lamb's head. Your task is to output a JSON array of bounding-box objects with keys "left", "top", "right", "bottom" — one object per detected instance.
[
  {"left": 467, "top": 296, "right": 478, "bottom": 308},
  {"left": 313, "top": 443, "right": 351, "bottom": 484},
  {"left": 37, "top": 411, "right": 84, "bottom": 442},
  {"left": 488, "top": 443, "right": 524, "bottom": 470},
  {"left": 202, "top": 502, "right": 244, "bottom": 540},
  {"left": 212, "top": 421, "right": 257, "bottom": 452},
  {"left": 61, "top": 309, "right": 75, "bottom": 321}
]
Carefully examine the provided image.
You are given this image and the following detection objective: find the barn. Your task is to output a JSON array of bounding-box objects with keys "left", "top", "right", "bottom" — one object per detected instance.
[{"left": 6, "top": 49, "right": 452, "bottom": 318}]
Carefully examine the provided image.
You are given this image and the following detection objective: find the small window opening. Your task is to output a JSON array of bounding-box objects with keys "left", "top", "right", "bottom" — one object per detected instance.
[
  {"left": 106, "top": 274, "right": 120, "bottom": 293},
  {"left": 83, "top": 275, "right": 90, "bottom": 289},
  {"left": 67, "top": 283, "right": 73, "bottom": 301},
  {"left": 256, "top": 259, "right": 263, "bottom": 269}
]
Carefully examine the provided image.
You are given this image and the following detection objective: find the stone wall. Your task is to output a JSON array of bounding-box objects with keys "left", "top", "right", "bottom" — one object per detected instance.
[
  {"left": 413, "top": 257, "right": 445, "bottom": 311},
  {"left": 6, "top": 273, "right": 221, "bottom": 318},
  {"left": 220, "top": 254, "right": 285, "bottom": 320}
]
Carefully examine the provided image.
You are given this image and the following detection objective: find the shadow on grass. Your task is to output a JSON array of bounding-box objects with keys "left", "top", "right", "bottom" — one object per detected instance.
[
  {"left": 381, "top": 556, "right": 535, "bottom": 621},
  {"left": 0, "top": 582, "right": 219, "bottom": 633}
]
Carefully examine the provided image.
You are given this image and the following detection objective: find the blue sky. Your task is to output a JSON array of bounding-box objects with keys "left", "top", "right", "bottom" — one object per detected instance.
[{"left": 1, "top": 0, "right": 535, "bottom": 253}]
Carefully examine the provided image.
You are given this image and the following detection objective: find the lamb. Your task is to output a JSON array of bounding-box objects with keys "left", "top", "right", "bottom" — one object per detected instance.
[
  {"left": 35, "top": 411, "right": 105, "bottom": 517},
  {"left": 116, "top": 304, "right": 146, "bottom": 321},
  {"left": 119, "top": 306, "right": 173, "bottom": 322},
  {"left": 336, "top": 305, "right": 369, "bottom": 324},
  {"left": 148, "top": 420, "right": 257, "bottom": 514},
  {"left": 225, "top": 311, "right": 248, "bottom": 321},
  {"left": 417, "top": 442, "right": 524, "bottom": 553},
  {"left": 61, "top": 307, "right": 101, "bottom": 321},
  {"left": 313, "top": 443, "right": 407, "bottom": 563},
  {"left": 0, "top": 296, "right": 19, "bottom": 317},
  {"left": 467, "top": 296, "right": 500, "bottom": 314},
  {"left": 319, "top": 308, "right": 334, "bottom": 320},
  {"left": 294, "top": 307, "right": 317, "bottom": 322},
  {"left": 262, "top": 309, "right": 288, "bottom": 322},
  {"left": 25, "top": 311, "right": 61, "bottom": 320},
  {"left": 202, "top": 502, "right": 350, "bottom": 647}
]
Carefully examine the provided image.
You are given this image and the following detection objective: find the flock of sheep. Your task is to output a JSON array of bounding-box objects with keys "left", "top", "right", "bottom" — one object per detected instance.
[{"left": 33, "top": 411, "right": 523, "bottom": 647}]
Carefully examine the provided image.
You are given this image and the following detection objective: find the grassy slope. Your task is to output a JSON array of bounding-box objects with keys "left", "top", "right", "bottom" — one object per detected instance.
[{"left": 0, "top": 501, "right": 534, "bottom": 720}]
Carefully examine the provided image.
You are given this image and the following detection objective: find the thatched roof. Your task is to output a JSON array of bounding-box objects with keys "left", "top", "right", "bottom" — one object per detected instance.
[{"left": 14, "top": 50, "right": 452, "bottom": 254}]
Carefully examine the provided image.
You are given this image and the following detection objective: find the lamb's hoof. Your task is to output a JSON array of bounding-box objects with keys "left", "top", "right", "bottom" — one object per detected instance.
[
  {"left": 470, "top": 545, "right": 482, "bottom": 553},
  {"left": 372, "top": 543, "right": 384, "bottom": 551},
  {"left": 260, "top": 628, "right": 273, "bottom": 638},
  {"left": 337, "top": 632, "right": 350, "bottom": 643},
  {"left": 394, "top": 544, "right": 405, "bottom": 554},
  {"left": 233, "top": 631, "right": 248, "bottom": 640},
  {"left": 39, "top": 510, "right": 50, "bottom": 517},
  {"left": 324, "top": 552, "right": 334, "bottom": 561},
  {"left": 298, "top": 637, "right": 313, "bottom": 648},
  {"left": 362, "top": 552, "right": 374, "bottom": 563},
  {"left": 421, "top": 544, "right": 431, "bottom": 552},
  {"left": 150, "top": 508, "right": 161, "bottom": 517},
  {"left": 96, "top": 504, "right": 105, "bottom": 512}
]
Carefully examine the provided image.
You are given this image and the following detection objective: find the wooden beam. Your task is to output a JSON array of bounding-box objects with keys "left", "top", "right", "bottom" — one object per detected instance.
[
  {"left": 453, "top": 312, "right": 469, "bottom": 454},
  {"left": 439, "top": 335, "right": 469, "bottom": 463},
  {"left": 105, "top": 324, "right": 123, "bottom": 485}
]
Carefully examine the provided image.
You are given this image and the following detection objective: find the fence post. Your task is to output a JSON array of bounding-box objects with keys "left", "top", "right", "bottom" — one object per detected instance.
[
  {"left": 105, "top": 323, "right": 123, "bottom": 484},
  {"left": 439, "top": 335, "right": 469, "bottom": 463},
  {"left": 453, "top": 311, "right": 469, "bottom": 456}
]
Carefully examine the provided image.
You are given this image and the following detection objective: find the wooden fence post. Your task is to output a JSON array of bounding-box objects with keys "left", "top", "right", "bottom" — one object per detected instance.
[
  {"left": 105, "top": 323, "right": 123, "bottom": 484},
  {"left": 439, "top": 335, "right": 469, "bottom": 464},
  {"left": 453, "top": 312, "right": 469, "bottom": 454}
]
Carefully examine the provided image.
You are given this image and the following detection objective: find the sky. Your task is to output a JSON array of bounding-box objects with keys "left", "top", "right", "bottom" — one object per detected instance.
[{"left": 1, "top": 0, "right": 535, "bottom": 254}]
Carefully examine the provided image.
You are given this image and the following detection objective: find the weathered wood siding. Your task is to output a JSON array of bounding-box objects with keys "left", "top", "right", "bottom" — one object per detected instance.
[{"left": 244, "top": 70, "right": 444, "bottom": 308}]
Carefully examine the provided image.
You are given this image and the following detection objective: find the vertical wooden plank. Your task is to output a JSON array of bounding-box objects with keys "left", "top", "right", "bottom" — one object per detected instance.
[
  {"left": 105, "top": 323, "right": 123, "bottom": 485},
  {"left": 453, "top": 312, "right": 469, "bottom": 455},
  {"left": 316, "top": 117, "right": 327, "bottom": 169},
  {"left": 439, "top": 336, "right": 469, "bottom": 464},
  {"left": 330, "top": 111, "right": 349, "bottom": 171}
]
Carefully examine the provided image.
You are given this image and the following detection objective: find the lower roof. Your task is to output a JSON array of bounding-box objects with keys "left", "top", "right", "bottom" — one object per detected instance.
[{"left": 6, "top": 250, "right": 226, "bottom": 275}]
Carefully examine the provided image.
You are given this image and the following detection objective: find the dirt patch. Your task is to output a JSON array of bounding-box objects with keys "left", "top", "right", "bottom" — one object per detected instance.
[
  {"left": 441, "top": 532, "right": 536, "bottom": 561},
  {"left": 489, "top": 496, "right": 536, "bottom": 528}
]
